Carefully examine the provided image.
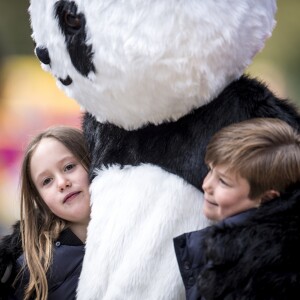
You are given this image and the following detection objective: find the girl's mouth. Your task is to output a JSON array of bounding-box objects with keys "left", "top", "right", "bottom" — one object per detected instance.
[{"left": 63, "top": 191, "right": 80, "bottom": 203}]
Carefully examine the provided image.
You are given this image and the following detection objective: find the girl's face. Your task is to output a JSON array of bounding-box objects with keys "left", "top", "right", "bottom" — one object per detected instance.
[
  {"left": 202, "top": 165, "right": 261, "bottom": 221},
  {"left": 30, "top": 138, "right": 90, "bottom": 227}
]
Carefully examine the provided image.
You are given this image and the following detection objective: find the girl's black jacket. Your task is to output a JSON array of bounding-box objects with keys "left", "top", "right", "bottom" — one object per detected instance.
[
  {"left": 0, "top": 227, "right": 84, "bottom": 300},
  {"left": 174, "top": 186, "right": 300, "bottom": 300}
]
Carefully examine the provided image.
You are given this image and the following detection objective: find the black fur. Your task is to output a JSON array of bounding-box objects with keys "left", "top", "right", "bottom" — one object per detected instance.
[
  {"left": 198, "top": 186, "right": 300, "bottom": 300},
  {"left": 55, "top": 0, "right": 95, "bottom": 77},
  {"left": 35, "top": 47, "right": 51, "bottom": 65},
  {"left": 83, "top": 75, "right": 300, "bottom": 188},
  {"left": 0, "top": 221, "right": 22, "bottom": 298}
]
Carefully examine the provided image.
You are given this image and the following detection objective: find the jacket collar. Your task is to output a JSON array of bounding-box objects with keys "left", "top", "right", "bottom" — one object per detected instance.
[
  {"left": 223, "top": 208, "right": 257, "bottom": 227},
  {"left": 56, "top": 228, "right": 84, "bottom": 246}
]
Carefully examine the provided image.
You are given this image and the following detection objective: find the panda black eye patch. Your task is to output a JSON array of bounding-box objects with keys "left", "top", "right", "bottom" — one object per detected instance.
[
  {"left": 55, "top": 0, "right": 82, "bottom": 34},
  {"left": 54, "top": 0, "right": 95, "bottom": 77},
  {"left": 64, "top": 11, "right": 82, "bottom": 31}
]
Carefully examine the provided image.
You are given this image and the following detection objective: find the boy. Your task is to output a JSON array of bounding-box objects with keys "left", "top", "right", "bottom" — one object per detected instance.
[{"left": 174, "top": 118, "right": 300, "bottom": 300}]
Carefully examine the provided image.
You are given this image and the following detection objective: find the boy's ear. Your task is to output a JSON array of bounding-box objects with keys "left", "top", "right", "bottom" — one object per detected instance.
[{"left": 261, "top": 190, "right": 280, "bottom": 202}]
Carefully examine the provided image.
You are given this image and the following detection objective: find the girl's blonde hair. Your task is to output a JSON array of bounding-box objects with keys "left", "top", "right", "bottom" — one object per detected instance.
[
  {"left": 205, "top": 118, "right": 300, "bottom": 199},
  {"left": 19, "top": 126, "right": 90, "bottom": 300}
]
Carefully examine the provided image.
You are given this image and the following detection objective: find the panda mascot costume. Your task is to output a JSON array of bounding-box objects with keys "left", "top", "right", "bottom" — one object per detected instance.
[{"left": 1, "top": 0, "right": 300, "bottom": 299}]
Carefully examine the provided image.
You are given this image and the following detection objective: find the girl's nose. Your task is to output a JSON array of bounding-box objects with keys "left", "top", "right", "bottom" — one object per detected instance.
[{"left": 58, "top": 177, "right": 71, "bottom": 191}]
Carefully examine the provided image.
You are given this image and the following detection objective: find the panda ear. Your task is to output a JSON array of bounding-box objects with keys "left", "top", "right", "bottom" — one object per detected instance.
[{"left": 261, "top": 189, "right": 280, "bottom": 202}]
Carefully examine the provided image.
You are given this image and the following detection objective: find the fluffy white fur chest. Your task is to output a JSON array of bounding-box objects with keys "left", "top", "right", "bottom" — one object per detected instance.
[{"left": 77, "top": 164, "right": 208, "bottom": 299}]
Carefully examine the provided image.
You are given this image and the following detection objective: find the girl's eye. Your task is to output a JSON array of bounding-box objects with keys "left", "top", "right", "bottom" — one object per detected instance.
[
  {"left": 42, "top": 178, "right": 52, "bottom": 186},
  {"left": 65, "top": 163, "right": 76, "bottom": 172}
]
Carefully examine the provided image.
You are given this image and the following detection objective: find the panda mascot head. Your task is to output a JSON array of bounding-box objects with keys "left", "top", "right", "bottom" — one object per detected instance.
[
  {"left": 29, "top": 1, "right": 299, "bottom": 299},
  {"left": 29, "top": 0, "right": 277, "bottom": 130}
]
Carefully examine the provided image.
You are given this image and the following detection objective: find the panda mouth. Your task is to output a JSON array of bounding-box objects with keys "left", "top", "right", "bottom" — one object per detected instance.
[{"left": 59, "top": 76, "right": 73, "bottom": 86}]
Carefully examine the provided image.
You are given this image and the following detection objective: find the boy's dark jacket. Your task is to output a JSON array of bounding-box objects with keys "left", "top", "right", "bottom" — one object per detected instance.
[{"left": 174, "top": 186, "right": 300, "bottom": 300}]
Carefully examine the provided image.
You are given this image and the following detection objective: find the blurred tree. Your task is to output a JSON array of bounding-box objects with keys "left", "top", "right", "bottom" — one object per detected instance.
[
  {"left": 0, "top": 0, "right": 33, "bottom": 56},
  {"left": 248, "top": 0, "right": 300, "bottom": 102},
  {"left": 0, "top": 45, "right": 3, "bottom": 102}
]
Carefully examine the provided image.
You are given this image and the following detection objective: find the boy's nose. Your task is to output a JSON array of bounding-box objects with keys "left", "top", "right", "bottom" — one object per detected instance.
[{"left": 202, "top": 174, "right": 213, "bottom": 194}]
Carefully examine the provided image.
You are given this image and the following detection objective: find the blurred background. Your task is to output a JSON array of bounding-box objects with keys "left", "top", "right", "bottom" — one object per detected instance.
[
  {"left": 0, "top": 1, "right": 300, "bottom": 233},
  {"left": 0, "top": 1, "right": 82, "bottom": 235}
]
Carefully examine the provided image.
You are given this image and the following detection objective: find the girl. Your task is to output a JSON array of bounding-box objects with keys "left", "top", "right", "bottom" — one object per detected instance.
[{"left": 0, "top": 126, "right": 91, "bottom": 300}]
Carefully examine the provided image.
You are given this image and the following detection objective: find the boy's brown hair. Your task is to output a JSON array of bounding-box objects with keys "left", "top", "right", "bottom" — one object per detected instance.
[{"left": 205, "top": 118, "right": 300, "bottom": 199}]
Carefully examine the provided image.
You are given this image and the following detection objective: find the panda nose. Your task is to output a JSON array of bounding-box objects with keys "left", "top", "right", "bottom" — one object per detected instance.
[{"left": 35, "top": 47, "right": 51, "bottom": 65}]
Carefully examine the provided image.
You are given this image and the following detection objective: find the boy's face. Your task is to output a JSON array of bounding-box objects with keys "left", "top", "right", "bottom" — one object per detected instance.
[{"left": 202, "top": 165, "right": 261, "bottom": 221}]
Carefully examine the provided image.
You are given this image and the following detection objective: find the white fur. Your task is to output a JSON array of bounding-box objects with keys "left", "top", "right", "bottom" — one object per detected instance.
[
  {"left": 77, "top": 165, "right": 207, "bottom": 300},
  {"left": 29, "top": 0, "right": 277, "bottom": 130}
]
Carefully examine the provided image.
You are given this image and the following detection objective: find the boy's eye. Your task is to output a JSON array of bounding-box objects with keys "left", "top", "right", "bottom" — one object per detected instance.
[
  {"left": 42, "top": 178, "right": 52, "bottom": 186},
  {"left": 219, "top": 177, "right": 230, "bottom": 186}
]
